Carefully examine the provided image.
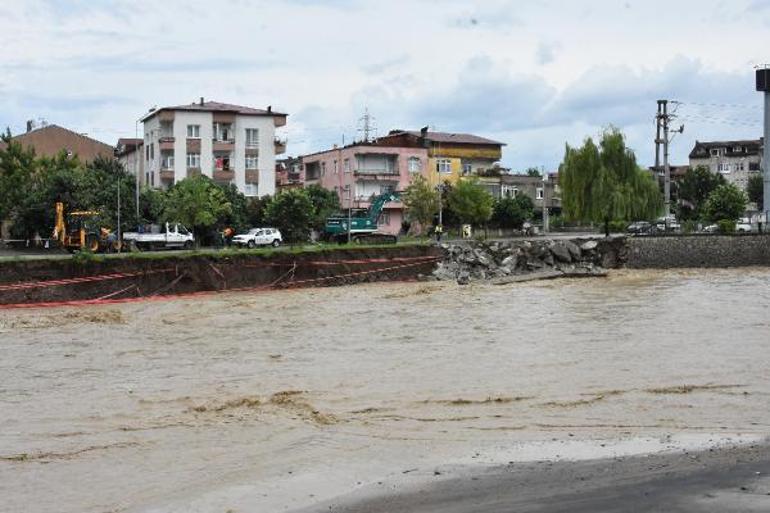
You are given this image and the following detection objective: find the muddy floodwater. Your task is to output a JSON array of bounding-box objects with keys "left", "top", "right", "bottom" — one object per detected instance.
[{"left": 1, "top": 269, "right": 769, "bottom": 512}]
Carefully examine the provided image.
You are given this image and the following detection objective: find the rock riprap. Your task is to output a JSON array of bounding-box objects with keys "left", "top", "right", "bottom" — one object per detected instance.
[{"left": 428, "top": 237, "right": 627, "bottom": 285}]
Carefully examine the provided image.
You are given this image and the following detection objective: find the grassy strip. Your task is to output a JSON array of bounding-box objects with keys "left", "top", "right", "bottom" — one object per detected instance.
[{"left": 0, "top": 240, "right": 434, "bottom": 266}]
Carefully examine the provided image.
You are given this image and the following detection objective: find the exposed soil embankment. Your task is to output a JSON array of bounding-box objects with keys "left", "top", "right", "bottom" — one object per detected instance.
[{"left": 0, "top": 245, "right": 440, "bottom": 306}]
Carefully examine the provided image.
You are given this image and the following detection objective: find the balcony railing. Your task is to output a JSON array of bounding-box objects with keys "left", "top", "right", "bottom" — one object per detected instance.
[{"left": 354, "top": 167, "right": 398, "bottom": 175}]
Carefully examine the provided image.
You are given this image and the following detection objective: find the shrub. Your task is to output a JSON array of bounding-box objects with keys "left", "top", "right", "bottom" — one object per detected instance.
[{"left": 717, "top": 219, "right": 736, "bottom": 234}]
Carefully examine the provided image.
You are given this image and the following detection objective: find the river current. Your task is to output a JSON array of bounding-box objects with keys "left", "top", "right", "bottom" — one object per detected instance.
[{"left": 1, "top": 269, "right": 769, "bottom": 512}]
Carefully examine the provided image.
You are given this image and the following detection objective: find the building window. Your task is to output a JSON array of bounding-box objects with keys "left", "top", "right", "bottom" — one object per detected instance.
[
  {"left": 750, "top": 162, "right": 760, "bottom": 171},
  {"left": 244, "top": 183, "right": 258, "bottom": 196},
  {"left": 408, "top": 157, "right": 422, "bottom": 173},
  {"left": 502, "top": 185, "right": 519, "bottom": 198},
  {"left": 463, "top": 163, "right": 472, "bottom": 175},
  {"left": 245, "top": 129, "right": 259, "bottom": 148},
  {"left": 436, "top": 158, "right": 451, "bottom": 173},
  {"left": 717, "top": 162, "right": 731, "bottom": 173},
  {"left": 344, "top": 158, "right": 351, "bottom": 173},
  {"left": 145, "top": 145, "right": 150, "bottom": 161},
  {"left": 710, "top": 148, "right": 722, "bottom": 157},
  {"left": 378, "top": 212, "right": 391, "bottom": 226},
  {"left": 333, "top": 159, "right": 338, "bottom": 174},
  {"left": 187, "top": 125, "right": 200, "bottom": 138},
  {"left": 213, "top": 123, "right": 232, "bottom": 142},
  {"left": 246, "top": 155, "right": 259, "bottom": 169},
  {"left": 186, "top": 152, "right": 200, "bottom": 168},
  {"left": 161, "top": 154, "right": 174, "bottom": 169},
  {"left": 321, "top": 162, "right": 327, "bottom": 176},
  {"left": 536, "top": 187, "right": 544, "bottom": 199}
]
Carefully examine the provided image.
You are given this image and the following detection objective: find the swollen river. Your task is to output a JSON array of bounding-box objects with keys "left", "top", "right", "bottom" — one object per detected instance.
[{"left": 1, "top": 269, "right": 769, "bottom": 512}]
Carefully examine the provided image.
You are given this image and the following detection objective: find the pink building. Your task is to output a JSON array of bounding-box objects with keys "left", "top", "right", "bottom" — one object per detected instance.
[{"left": 301, "top": 144, "right": 429, "bottom": 234}]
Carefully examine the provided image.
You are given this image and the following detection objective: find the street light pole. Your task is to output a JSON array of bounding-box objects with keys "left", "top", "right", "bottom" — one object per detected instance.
[
  {"left": 347, "top": 184, "right": 352, "bottom": 243},
  {"left": 135, "top": 119, "right": 140, "bottom": 227}
]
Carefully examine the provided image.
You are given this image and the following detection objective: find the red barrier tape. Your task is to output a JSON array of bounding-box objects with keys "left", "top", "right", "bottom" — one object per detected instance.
[
  {"left": 0, "top": 268, "right": 175, "bottom": 292},
  {"left": 0, "top": 258, "right": 438, "bottom": 310}
]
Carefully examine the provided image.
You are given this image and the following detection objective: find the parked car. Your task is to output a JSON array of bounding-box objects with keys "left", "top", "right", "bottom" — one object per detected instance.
[
  {"left": 736, "top": 221, "right": 752, "bottom": 233},
  {"left": 655, "top": 216, "right": 681, "bottom": 232},
  {"left": 232, "top": 227, "right": 283, "bottom": 248},
  {"left": 626, "top": 221, "right": 656, "bottom": 236},
  {"left": 702, "top": 224, "right": 719, "bottom": 233}
]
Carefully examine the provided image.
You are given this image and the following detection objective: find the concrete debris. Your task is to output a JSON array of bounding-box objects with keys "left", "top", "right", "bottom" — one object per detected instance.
[{"left": 430, "top": 237, "right": 626, "bottom": 285}]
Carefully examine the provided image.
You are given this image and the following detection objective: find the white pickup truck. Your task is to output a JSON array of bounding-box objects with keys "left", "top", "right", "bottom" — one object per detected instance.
[{"left": 123, "top": 223, "right": 194, "bottom": 251}]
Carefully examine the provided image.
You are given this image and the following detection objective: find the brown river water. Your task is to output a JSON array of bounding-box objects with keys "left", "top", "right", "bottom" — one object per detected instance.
[{"left": 1, "top": 269, "right": 769, "bottom": 512}]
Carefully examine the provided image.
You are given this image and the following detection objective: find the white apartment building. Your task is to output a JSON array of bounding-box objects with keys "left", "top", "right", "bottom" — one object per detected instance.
[
  {"left": 140, "top": 99, "right": 287, "bottom": 196},
  {"left": 688, "top": 138, "right": 764, "bottom": 193}
]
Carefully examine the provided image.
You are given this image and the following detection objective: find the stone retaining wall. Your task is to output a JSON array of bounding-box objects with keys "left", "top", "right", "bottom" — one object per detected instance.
[{"left": 627, "top": 234, "right": 770, "bottom": 268}]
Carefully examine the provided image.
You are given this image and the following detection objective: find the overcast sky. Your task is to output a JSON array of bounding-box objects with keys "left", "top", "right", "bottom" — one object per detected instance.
[{"left": 1, "top": 0, "right": 768, "bottom": 170}]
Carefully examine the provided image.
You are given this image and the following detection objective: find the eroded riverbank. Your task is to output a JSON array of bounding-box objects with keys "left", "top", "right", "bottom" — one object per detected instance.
[{"left": 1, "top": 268, "right": 769, "bottom": 512}]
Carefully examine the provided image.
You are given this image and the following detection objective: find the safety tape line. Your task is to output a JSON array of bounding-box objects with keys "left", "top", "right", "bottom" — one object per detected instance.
[
  {"left": 0, "top": 258, "right": 438, "bottom": 310},
  {"left": 0, "top": 268, "right": 176, "bottom": 292}
]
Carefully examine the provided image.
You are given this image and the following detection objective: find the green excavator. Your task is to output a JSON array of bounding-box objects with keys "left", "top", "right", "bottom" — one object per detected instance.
[{"left": 324, "top": 191, "right": 401, "bottom": 244}]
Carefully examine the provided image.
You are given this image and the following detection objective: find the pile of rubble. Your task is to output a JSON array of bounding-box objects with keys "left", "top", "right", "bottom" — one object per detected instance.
[{"left": 428, "top": 238, "right": 627, "bottom": 285}]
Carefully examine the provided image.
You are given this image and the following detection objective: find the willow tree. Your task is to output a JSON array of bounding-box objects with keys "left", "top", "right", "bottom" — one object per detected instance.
[{"left": 560, "top": 128, "right": 661, "bottom": 236}]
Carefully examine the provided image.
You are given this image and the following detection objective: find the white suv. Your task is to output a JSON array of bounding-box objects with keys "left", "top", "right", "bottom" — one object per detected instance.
[{"left": 233, "top": 228, "right": 283, "bottom": 248}]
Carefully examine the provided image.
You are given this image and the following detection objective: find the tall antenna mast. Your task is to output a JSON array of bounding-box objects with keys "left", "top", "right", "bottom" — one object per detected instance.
[{"left": 358, "top": 107, "right": 376, "bottom": 142}]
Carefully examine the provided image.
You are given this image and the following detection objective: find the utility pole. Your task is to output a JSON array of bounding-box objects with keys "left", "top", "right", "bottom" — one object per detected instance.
[
  {"left": 757, "top": 67, "right": 770, "bottom": 231},
  {"left": 116, "top": 174, "right": 121, "bottom": 254},
  {"left": 655, "top": 100, "right": 684, "bottom": 225},
  {"left": 542, "top": 173, "right": 549, "bottom": 234}
]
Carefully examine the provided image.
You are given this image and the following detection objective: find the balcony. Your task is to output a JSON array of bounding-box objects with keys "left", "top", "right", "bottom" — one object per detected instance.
[
  {"left": 274, "top": 138, "right": 287, "bottom": 155},
  {"left": 159, "top": 170, "right": 175, "bottom": 182},
  {"left": 245, "top": 169, "right": 259, "bottom": 183},
  {"left": 213, "top": 169, "right": 235, "bottom": 182},
  {"left": 187, "top": 168, "right": 202, "bottom": 179},
  {"left": 213, "top": 140, "right": 235, "bottom": 152},
  {"left": 353, "top": 168, "right": 400, "bottom": 181},
  {"left": 159, "top": 137, "right": 175, "bottom": 150}
]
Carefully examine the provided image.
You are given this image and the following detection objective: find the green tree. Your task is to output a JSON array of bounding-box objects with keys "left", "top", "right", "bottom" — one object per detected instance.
[
  {"left": 264, "top": 188, "right": 315, "bottom": 242},
  {"left": 447, "top": 178, "right": 494, "bottom": 228},
  {"left": 162, "top": 176, "right": 232, "bottom": 242},
  {"left": 245, "top": 195, "right": 273, "bottom": 227},
  {"left": 747, "top": 173, "right": 764, "bottom": 211},
  {"left": 677, "top": 165, "right": 726, "bottom": 221},
  {"left": 702, "top": 183, "right": 747, "bottom": 223},
  {"left": 526, "top": 167, "right": 542, "bottom": 177},
  {"left": 78, "top": 156, "right": 139, "bottom": 232},
  {"left": 139, "top": 187, "right": 167, "bottom": 226},
  {"left": 402, "top": 175, "right": 439, "bottom": 236},
  {"left": 305, "top": 184, "right": 340, "bottom": 231},
  {"left": 492, "top": 194, "right": 535, "bottom": 229},
  {"left": 0, "top": 135, "right": 37, "bottom": 225},
  {"left": 216, "top": 183, "right": 249, "bottom": 233},
  {"left": 11, "top": 151, "right": 82, "bottom": 238},
  {"left": 560, "top": 128, "right": 661, "bottom": 236}
]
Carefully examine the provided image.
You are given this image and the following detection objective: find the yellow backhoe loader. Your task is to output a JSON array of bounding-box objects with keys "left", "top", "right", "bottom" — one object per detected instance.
[{"left": 53, "top": 201, "right": 119, "bottom": 253}]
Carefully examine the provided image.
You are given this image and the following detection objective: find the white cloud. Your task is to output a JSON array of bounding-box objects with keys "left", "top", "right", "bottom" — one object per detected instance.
[{"left": 0, "top": 0, "right": 766, "bottom": 170}]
